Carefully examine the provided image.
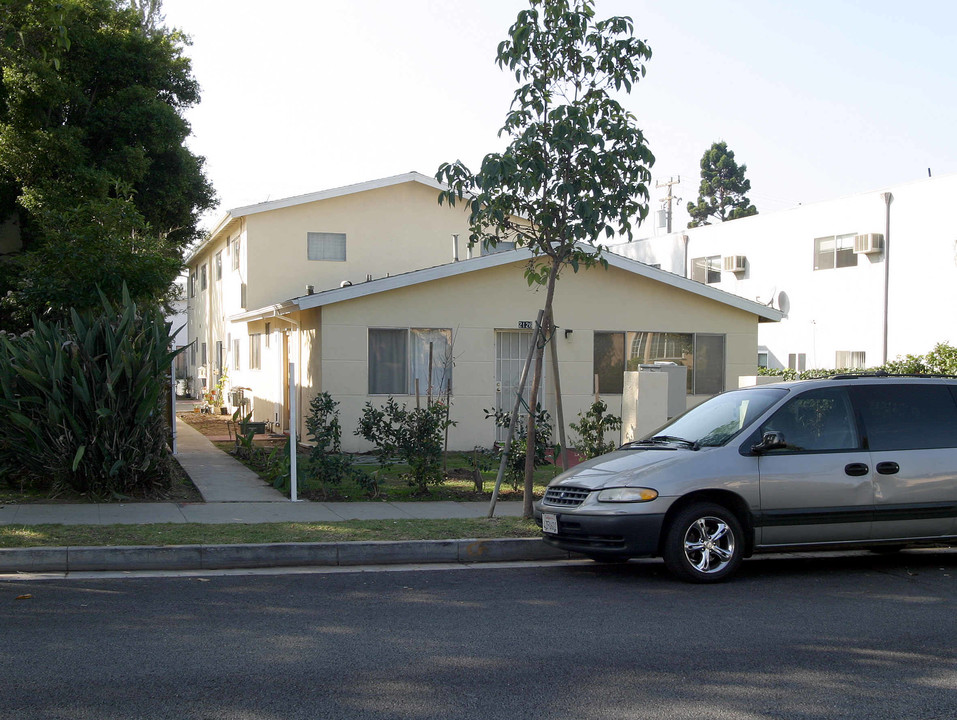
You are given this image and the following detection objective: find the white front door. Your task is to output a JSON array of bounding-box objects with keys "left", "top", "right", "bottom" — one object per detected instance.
[{"left": 494, "top": 331, "right": 545, "bottom": 443}]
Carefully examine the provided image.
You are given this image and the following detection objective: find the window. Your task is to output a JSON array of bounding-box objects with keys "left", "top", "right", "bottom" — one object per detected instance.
[
  {"left": 232, "top": 238, "right": 241, "bottom": 271},
  {"left": 249, "top": 334, "right": 261, "bottom": 370},
  {"left": 264, "top": 322, "right": 271, "bottom": 349},
  {"left": 368, "top": 328, "right": 452, "bottom": 395},
  {"left": 215, "top": 341, "right": 223, "bottom": 374},
  {"left": 234, "top": 338, "right": 241, "bottom": 371},
  {"left": 215, "top": 251, "right": 222, "bottom": 280},
  {"left": 835, "top": 351, "right": 866, "bottom": 369},
  {"left": 201, "top": 264, "right": 208, "bottom": 291},
  {"left": 190, "top": 341, "right": 197, "bottom": 365},
  {"left": 758, "top": 351, "right": 769, "bottom": 369},
  {"left": 759, "top": 387, "right": 859, "bottom": 452},
  {"left": 480, "top": 240, "right": 517, "bottom": 255},
  {"left": 189, "top": 271, "right": 196, "bottom": 298},
  {"left": 240, "top": 283, "right": 247, "bottom": 309},
  {"left": 851, "top": 384, "right": 957, "bottom": 451},
  {"left": 691, "top": 255, "right": 721, "bottom": 284},
  {"left": 201, "top": 342, "right": 207, "bottom": 365},
  {"left": 788, "top": 353, "right": 806, "bottom": 372},
  {"left": 814, "top": 234, "right": 857, "bottom": 270},
  {"left": 594, "top": 331, "right": 725, "bottom": 395},
  {"left": 307, "top": 232, "right": 346, "bottom": 261}
]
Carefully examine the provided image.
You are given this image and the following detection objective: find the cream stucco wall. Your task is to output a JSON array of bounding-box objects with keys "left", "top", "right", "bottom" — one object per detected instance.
[
  {"left": 244, "top": 181, "right": 473, "bottom": 310},
  {"left": 311, "top": 259, "right": 759, "bottom": 452}
]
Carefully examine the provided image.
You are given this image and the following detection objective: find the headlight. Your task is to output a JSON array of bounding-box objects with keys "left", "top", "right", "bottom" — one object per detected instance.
[{"left": 596, "top": 487, "right": 659, "bottom": 503}]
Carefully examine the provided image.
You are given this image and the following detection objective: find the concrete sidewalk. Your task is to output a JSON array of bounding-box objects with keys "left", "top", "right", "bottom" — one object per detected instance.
[{"left": 0, "top": 411, "right": 539, "bottom": 574}]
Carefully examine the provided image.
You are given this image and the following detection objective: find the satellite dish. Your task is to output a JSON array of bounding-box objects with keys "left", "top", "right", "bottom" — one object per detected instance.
[{"left": 776, "top": 291, "right": 790, "bottom": 317}]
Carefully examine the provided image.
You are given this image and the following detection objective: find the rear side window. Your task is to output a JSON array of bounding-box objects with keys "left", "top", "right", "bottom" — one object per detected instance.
[{"left": 852, "top": 384, "right": 957, "bottom": 451}]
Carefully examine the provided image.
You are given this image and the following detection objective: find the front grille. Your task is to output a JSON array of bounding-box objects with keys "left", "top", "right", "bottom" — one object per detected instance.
[{"left": 543, "top": 486, "right": 591, "bottom": 507}]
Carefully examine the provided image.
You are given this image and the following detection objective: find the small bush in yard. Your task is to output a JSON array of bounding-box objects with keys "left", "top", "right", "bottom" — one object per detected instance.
[
  {"left": 571, "top": 400, "right": 622, "bottom": 459},
  {"left": 355, "top": 397, "right": 455, "bottom": 494},
  {"left": 486, "top": 404, "right": 553, "bottom": 490},
  {"left": 0, "top": 286, "right": 180, "bottom": 497},
  {"left": 305, "top": 392, "right": 373, "bottom": 498}
]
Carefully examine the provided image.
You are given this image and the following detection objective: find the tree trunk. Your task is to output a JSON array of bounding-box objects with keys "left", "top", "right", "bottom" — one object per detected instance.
[{"left": 523, "top": 257, "right": 561, "bottom": 518}]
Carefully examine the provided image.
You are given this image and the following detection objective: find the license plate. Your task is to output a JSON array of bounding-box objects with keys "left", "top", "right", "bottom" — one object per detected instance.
[{"left": 542, "top": 513, "right": 558, "bottom": 534}]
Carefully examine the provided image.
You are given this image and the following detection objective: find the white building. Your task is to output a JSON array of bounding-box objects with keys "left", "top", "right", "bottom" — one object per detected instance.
[{"left": 610, "top": 173, "right": 957, "bottom": 371}]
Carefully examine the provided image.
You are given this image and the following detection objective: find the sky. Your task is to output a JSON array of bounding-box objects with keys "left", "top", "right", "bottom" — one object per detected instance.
[{"left": 160, "top": 0, "right": 957, "bottom": 234}]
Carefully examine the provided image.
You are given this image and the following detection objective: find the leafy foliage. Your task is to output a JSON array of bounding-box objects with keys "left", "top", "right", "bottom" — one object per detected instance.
[
  {"left": 355, "top": 398, "right": 456, "bottom": 495},
  {"left": 757, "top": 342, "right": 957, "bottom": 380},
  {"left": 0, "top": 286, "right": 180, "bottom": 497},
  {"left": 686, "top": 141, "right": 757, "bottom": 227},
  {"left": 570, "top": 399, "right": 622, "bottom": 459},
  {"left": 0, "top": 0, "right": 215, "bottom": 331},
  {"left": 486, "top": 404, "right": 554, "bottom": 490},
  {"left": 304, "top": 392, "right": 373, "bottom": 499}
]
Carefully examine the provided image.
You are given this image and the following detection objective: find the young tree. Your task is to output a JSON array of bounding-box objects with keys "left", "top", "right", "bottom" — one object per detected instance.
[
  {"left": 686, "top": 141, "right": 757, "bottom": 227},
  {"left": 437, "top": 0, "right": 654, "bottom": 516},
  {"left": 0, "top": 0, "right": 215, "bottom": 330}
]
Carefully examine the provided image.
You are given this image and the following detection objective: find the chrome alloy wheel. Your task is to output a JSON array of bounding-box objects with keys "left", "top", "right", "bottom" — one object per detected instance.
[{"left": 682, "top": 516, "right": 736, "bottom": 574}]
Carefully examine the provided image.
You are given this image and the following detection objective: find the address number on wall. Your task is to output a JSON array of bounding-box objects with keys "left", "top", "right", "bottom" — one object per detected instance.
[{"left": 518, "top": 321, "right": 533, "bottom": 329}]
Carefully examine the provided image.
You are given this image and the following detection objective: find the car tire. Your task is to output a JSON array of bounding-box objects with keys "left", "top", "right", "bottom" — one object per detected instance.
[{"left": 663, "top": 502, "right": 744, "bottom": 583}]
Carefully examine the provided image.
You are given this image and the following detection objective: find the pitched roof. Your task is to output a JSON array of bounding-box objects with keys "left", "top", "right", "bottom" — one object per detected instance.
[{"left": 232, "top": 245, "right": 784, "bottom": 324}]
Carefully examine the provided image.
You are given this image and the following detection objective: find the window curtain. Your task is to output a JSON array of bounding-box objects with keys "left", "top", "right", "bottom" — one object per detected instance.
[
  {"left": 410, "top": 329, "right": 452, "bottom": 396},
  {"left": 369, "top": 329, "right": 407, "bottom": 394}
]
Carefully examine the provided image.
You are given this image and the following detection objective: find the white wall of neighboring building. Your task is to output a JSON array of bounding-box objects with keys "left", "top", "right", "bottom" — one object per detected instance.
[{"left": 610, "top": 174, "right": 957, "bottom": 371}]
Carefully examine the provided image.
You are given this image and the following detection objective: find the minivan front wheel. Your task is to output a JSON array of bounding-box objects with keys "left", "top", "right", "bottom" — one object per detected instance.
[{"left": 663, "top": 503, "right": 744, "bottom": 583}]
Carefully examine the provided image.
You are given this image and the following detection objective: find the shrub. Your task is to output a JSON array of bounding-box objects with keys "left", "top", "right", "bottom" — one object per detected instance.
[
  {"left": 0, "top": 287, "right": 180, "bottom": 497},
  {"left": 355, "top": 398, "right": 455, "bottom": 494},
  {"left": 570, "top": 400, "right": 623, "bottom": 459},
  {"left": 305, "top": 392, "right": 373, "bottom": 498},
  {"left": 485, "top": 404, "right": 553, "bottom": 490},
  {"left": 757, "top": 342, "right": 957, "bottom": 381}
]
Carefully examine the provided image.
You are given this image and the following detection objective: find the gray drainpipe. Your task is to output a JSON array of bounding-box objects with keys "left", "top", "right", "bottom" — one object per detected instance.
[{"left": 881, "top": 192, "right": 893, "bottom": 365}]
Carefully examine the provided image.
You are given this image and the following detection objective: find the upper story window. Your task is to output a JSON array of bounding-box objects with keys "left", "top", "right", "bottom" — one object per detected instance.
[
  {"left": 308, "top": 232, "right": 346, "bottom": 261},
  {"left": 215, "top": 251, "right": 222, "bottom": 280},
  {"left": 200, "top": 264, "right": 208, "bottom": 291},
  {"left": 189, "top": 271, "right": 196, "bottom": 298},
  {"left": 814, "top": 234, "right": 857, "bottom": 270},
  {"left": 691, "top": 256, "right": 721, "bottom": 284},
  {"left": 232, "top": 237, "right": 241, "bottom": 271}
]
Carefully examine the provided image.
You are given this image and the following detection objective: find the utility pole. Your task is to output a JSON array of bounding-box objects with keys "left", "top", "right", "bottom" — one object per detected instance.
[{"left": 656, "top": 176, "right": 681, "bottom": 233}]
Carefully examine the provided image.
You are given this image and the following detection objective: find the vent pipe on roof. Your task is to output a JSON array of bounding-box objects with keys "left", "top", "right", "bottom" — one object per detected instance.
[
  {"left": 452, "top": 234, "right": 459, "bottom": 262},
  {"left": 306, "top": 285, "right": 314, "bottom": 295}
]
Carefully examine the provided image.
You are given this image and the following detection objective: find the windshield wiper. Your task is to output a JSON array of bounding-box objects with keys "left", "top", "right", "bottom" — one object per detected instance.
[
  {"left": 621, "top": 435, "right": 700, "bottom": 451},
  {"left": 648, "top": 435, "right": 701, "bottom": 451}
]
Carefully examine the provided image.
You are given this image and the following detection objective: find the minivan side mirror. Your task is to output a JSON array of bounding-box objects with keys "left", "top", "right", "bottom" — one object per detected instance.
[{"left": 752, "top": 431, "right": 786, "bottom": 454}]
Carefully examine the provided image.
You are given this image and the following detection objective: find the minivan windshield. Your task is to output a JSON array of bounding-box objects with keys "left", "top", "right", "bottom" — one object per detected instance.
[{"left": 633, "top": 387, "right": 788, "bottom": 448}]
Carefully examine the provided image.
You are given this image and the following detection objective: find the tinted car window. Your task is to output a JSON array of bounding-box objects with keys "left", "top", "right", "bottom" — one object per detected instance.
[
  {"left": 758, "top": 387, "right": 859, "bottom": 452},
  {"left": 851, "top": 383, "right": 957, "bottom": 451}
]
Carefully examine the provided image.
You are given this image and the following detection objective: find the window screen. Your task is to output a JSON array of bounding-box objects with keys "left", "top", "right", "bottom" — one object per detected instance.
[
  {"left": 369, "top": 329, "right": 408, "bottom": 394},
  {"left": 308, "top": 232, "right": 347, "bottom": 261}
]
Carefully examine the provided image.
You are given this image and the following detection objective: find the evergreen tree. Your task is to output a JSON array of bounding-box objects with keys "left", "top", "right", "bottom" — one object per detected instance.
[
  {"left": 686, "top": 141, "right": 757, "bottom": 227},
  {"left": 0, "top": 0, "right": 215, "bottom": 330}
]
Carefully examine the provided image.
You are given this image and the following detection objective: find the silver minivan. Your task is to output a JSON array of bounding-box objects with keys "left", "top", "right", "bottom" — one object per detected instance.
[{"left": 535, "top": 375, "right": 957, "bottom": 582}]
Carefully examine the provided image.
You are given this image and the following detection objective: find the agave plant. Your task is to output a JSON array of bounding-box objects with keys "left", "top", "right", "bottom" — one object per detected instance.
[{"left": 0, "top": 285, "right": 183, "bottom": 497}]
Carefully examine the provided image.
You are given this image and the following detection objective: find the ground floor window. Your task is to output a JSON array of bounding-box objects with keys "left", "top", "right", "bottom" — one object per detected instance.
[
  {"left": 835, "top": 350, "right": 865, "bottom": 369},
  {"left": 249, "top": 334, "right": 261, "bottom": 370},
  {"left": 368, "top": 328, "right": 452, "bottom": 396},
  {"left": 594, "top": 331, "right": 725, "bottom": 395},
  {"left": 788, "top": 353, "right": 807, "bottom": 372}
]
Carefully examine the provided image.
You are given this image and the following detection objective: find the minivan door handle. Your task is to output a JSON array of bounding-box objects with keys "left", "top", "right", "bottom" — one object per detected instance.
[
  {"left": 844, "top": 463, "right": 869, "bottom": 477},
  {"left": 876, "top": 461, "right": 900, "bottom": 475}
]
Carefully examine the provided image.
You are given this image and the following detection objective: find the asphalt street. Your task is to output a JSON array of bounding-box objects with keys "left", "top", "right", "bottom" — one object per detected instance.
[{"left": 3, "top": 550, "right": 956, "bottom": 720}]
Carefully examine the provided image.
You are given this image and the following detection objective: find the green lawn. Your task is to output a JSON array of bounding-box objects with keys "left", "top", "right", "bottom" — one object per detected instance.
[{"left": 0, "top": 517, "right": 542, "bottom": 548}]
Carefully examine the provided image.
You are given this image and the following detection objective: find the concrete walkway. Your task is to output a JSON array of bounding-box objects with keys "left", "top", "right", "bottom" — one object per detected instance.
[{"left": 0, "top": 416, "right": 526, "bottom": 526}]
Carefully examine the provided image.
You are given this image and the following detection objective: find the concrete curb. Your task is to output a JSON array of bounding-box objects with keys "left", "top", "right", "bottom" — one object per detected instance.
[{"left": 0, "top": 538, "right": 575, "bottom": 573}]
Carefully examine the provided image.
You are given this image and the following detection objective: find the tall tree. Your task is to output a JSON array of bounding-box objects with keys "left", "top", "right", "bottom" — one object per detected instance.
[
  {"left": 437, "top": 0, "right": 654, "bottom": 517},
  {"left": 686, "top": 141, "right": 757, "bottom": 227},
  {"left": 0, "top": 0, "right": 214, "bottom": 330}
]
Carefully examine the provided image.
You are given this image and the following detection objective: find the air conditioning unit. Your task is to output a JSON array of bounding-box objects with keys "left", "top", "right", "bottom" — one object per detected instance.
[
  {"left": 854, "top": 233, "right": 883, "bottom": 254},
  {"left": 723, "top": 255, "right": 747, "bottom": 273}
]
